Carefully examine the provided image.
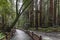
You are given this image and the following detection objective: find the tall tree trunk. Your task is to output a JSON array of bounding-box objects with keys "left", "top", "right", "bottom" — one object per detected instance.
[
  {"left": 34, "top": 0, "right": 38, "bottom": 30},
  {"left": 44, "top": 0, "right": 49, "bottom": 27},
  {"left": 49, "top": 0, "right": 54, "bottom": 26},
  {"left": 58, "top": 0, "right": 60, "bottom": 25},
  {"left": 54, "top": 0, "right": 57, "bottom": 25},
  {"left": 2, "top": 14, "right": 5, "bottom": 30},
  {"left": 16, "top": 0, "right": 18, "bottom": 16},
  {"left": 40, "top": 0, "right": 42, "bottom": 27},
  {"left": 29, "top": 1, "right": 34, "bottom": 27}
]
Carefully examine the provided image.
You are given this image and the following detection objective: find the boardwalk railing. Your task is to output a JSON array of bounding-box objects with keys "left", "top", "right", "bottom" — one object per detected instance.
[{"left": 25, "top": 31, "right": 42, "bottom": 40}]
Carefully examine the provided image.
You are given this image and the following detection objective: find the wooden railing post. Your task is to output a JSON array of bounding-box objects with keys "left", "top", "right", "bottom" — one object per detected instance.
[
  {"left": 39, "top": 36, "right": 42, "bottom": 40},
  {"left": 32, "top": 32, "right": 34, "bottom": 38},
  {"left": 26, "top": 31, "right": 43, "bottom": 40},
  {"left": 32, "top": 32, "right": 33, "bottom": 36}
]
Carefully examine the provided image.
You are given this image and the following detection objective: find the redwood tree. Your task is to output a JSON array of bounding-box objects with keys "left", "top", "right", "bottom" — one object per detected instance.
[
  {"left": 40, "top": 0, "right": 42, "bottom": 27},
  {"left": 49, "top": 0, "right": 54, "bottom": 26}
]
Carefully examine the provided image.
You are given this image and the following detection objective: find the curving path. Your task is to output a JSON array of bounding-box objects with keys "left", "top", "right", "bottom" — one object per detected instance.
[{"left": 10, "top": 29, "right": 33, "bottom": 40}]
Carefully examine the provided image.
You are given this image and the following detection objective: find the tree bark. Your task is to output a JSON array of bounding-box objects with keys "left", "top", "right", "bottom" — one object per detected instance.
[
  {"left": 34, "top": 0, "right": 38, "bottom": 30},
  {"left": 54, "top": 0, "right": 57, "bottom": 25},
  {"left": 2, "top": 14, "right": 5, "bottom": 30},
  {"left": 40, "top": 0, "right": 42, "bottom": 27},
  {"left": 49, "top": 0, "right": 54, "bottom": 26}
]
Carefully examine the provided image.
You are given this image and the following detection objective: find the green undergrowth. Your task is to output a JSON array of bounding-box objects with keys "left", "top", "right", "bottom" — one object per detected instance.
[
  {"left": 28, "top": 27, "right": 60, "bottom": 32},
  {"left": 0, "top": 32, "right": 5, "bottom": 39}
]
